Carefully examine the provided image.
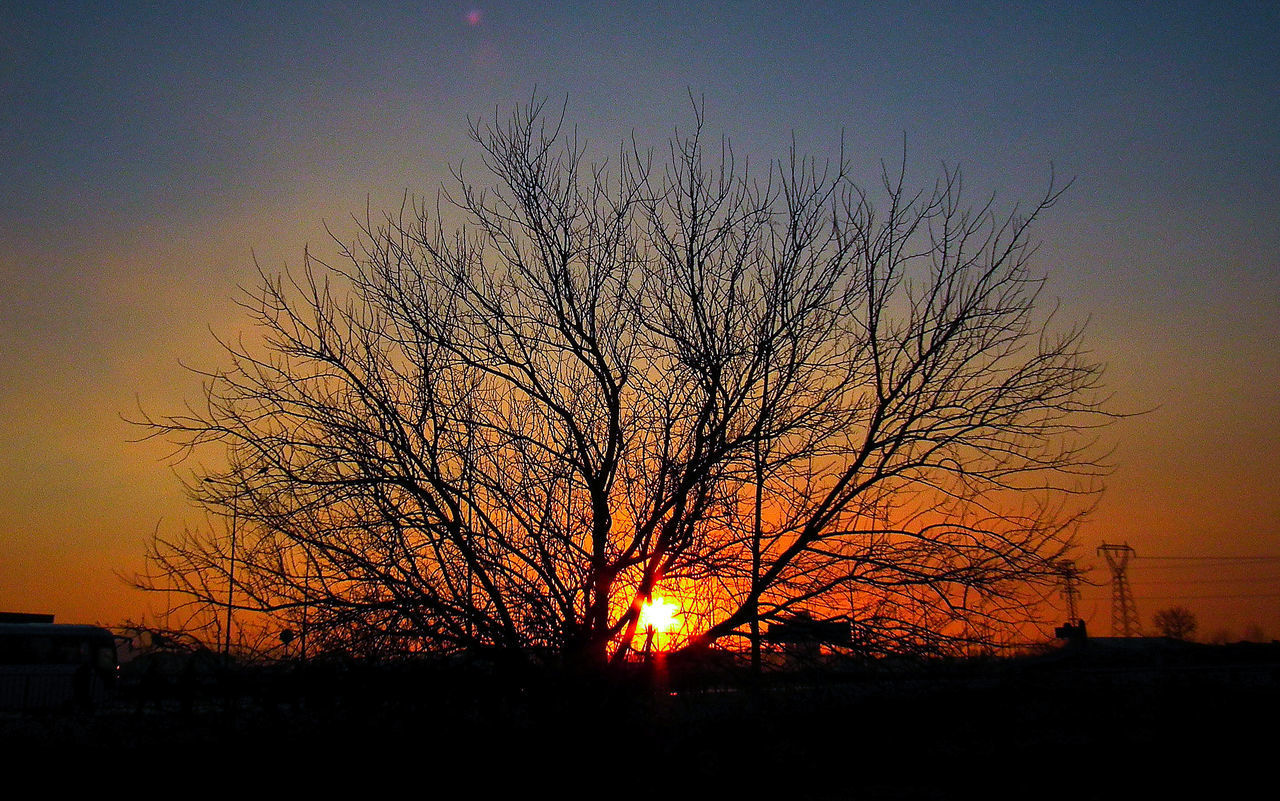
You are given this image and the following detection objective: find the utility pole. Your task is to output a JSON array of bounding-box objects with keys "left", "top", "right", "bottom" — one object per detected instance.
[
  {"left": 224, "top": 495, "right": 238, "bottom": 657},
  {"left": 750, "top": 336, "right": 772, "bottom": 676},
  {"left": 204, "top": 477, "right": 239, "bottom": 658}
]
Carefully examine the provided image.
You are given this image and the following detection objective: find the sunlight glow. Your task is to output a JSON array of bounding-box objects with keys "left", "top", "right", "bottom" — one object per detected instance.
[{"left": 640, "top": 596, "right": 679, "bottom": 634}]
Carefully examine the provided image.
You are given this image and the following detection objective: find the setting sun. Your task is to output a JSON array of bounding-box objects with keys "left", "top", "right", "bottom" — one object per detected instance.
[{"left": 639, "top": 596, "right": 679, "bottom": 634}]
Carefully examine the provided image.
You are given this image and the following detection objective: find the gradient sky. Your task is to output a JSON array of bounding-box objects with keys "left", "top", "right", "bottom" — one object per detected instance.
[{"left": 2, "top": 1, "right": 1277, "bottom": 640}]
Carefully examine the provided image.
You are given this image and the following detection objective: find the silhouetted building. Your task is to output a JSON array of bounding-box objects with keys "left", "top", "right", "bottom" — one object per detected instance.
[
  {"left": 1054, "top": 619, "right": 1088, "bottom": 642},
  {"left": 765, "top": 613, "right": 851, "bottom": 663},
  {"left": 0, "top": 612, "right": 55, "bottom": 624}
]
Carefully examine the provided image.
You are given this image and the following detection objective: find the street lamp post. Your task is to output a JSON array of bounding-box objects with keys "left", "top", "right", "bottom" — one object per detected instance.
[
  {"left": 204, "top": 478, "right": 238, "bottom": 658},
  {"left": 224, "top": 495, "right": 237, "bottom": 658},
  {"left": 300, "top": 558, "right": 308, "bottom": 660}
]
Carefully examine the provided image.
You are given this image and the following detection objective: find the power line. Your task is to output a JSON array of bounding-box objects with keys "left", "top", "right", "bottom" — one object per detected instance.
[
  {"left": 1131, "top": 576, "right": 1280, "bottom": 586},
  {"left": 1136, "top": 560, "right": 1274, "bottom": 568},
  {"left": 1140, "top": 555, "right": 1280, "bottom": 562},
  {"left": 1129, "top": 592, "right": 1280, "bottom": 601},
  {"left": 1091, "top": 563, "right": 1280, "bottom": 574},
  {"left": 1079, "top": 587, "right": 1280, "bottom": 599}
]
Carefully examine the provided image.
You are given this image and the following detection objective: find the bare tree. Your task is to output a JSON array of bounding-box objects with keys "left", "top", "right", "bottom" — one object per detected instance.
[
  {"left": 134, "top": 97, "right": 1110, "bottom": 667},
  {"left": 1153, "top": 606, "right": 1198, "bottom": 641}
]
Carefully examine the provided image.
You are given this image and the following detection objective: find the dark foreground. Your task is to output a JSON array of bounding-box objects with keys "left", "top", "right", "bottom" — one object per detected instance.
[{"left": 4, "top": 645, "right": 1276, "bottom": 799}]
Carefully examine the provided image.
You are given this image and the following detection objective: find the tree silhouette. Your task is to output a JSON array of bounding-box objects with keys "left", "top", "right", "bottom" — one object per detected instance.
[
  {"left": 1153, "top": 606, "right": 1198, "bottom": 641},
  {"left": 135, "top": 97, "right": 1110, "bottom": 667}
]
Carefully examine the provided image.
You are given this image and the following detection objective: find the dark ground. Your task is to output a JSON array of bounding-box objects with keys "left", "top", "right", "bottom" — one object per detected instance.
[{"left": 3, "top": 646, "right": 1276, "bottom": 799}]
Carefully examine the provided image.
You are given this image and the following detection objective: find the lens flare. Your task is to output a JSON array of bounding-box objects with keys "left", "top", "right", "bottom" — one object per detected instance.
[{"left": 640, "top": 596, "right": 678, "bottom": 633}]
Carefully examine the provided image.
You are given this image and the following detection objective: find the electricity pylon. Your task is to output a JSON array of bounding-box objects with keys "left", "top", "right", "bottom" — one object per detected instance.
[
  {"left": 1056, "top": 560, "right": 1082, "bottom": 624},
  {"left": 1098, "top": 542, "right": 1142, "bottom": 637}
]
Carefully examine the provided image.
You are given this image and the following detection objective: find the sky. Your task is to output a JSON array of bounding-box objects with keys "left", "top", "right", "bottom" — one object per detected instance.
[{"left": 2, "top": 1, "right": 1277, "bottom": 641}]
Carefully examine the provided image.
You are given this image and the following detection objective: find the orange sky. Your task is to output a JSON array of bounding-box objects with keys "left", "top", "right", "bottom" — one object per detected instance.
[{"left": 2, "top": 3, "right": 1276, "bottom": 642}]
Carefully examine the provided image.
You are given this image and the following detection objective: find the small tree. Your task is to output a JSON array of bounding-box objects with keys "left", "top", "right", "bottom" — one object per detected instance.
[
  {"left": 1153, "top": 606, "right": 1198, "bottom": 640},
  {"left": 134, "top": 97, "right": 1111, "bottom": 666}
]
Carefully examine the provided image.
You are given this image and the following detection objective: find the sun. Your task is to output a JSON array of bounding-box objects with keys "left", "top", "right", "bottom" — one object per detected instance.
[{"left": 639, "top": 596, "right": 679, "bottom": 634}]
